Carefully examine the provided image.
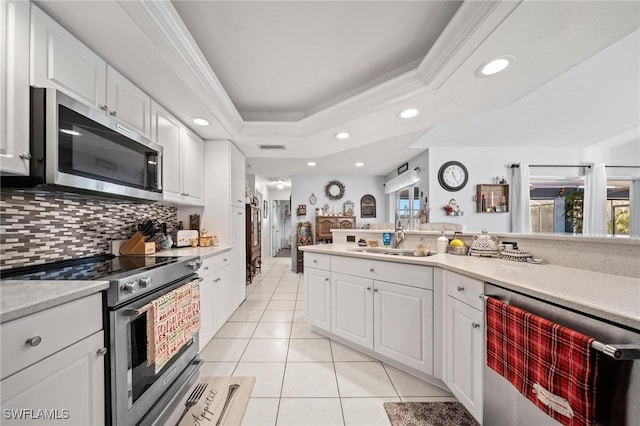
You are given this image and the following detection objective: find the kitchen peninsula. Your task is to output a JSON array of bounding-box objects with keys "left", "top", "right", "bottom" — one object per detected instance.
[{"left": 300, "top": 236, "right": 640, "bottom": 423}]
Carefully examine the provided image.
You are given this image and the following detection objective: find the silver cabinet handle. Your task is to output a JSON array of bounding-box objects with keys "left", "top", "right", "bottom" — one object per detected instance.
[
  {"left": 457, "top": 286, "right": 465, "bottom": 292},
  {"left": 313, "top": 259, "right": 318, "bottom": 263},
  {"left": 97, "top": 347, "right": 108, "bottom": 356},
  {"left": 204, "top": 266, "right": 209, "bottom": 271},
  {"left": 223, "top": 258, "right": 228, "bottom": 262},
  {"left": 373, "top": 288, "right": 379, "bottom": 292},
  {"left": 366, "top": 287, "right": 371, "bottom": 291},
  {"left": 237, "top": 200, "right": 243, "bottom": 203},
  {"left": 26, "top": 336, "right": 42, "bottom": 347},
  {"left": 100, "top": 105, "right": 109, "bottom": 112},
  {"left": 19, "top": 152, "right": 31, "bottom": 160},
  {"left": 324, "top": 278, "right": 329, "bottom": 282},
  {"left": 369, "top": 268, "right": 374, "bottom": 272},
  {"left": 109, "top": 110, "right": 117, "bottom": 117},
  {"left": 472, "top": 322, "right": 480, "bottom": 329},
  {"left": 238, "top": 212, "right": 242, "bottom": 215}
]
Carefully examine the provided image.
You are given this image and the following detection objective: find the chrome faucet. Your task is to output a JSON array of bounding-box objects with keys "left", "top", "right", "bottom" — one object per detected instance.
[{"left": 393, "top": 218, "right": 405, "bottom": 249}]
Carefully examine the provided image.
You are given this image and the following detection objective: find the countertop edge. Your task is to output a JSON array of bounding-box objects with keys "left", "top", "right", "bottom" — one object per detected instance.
[
  {"left": 299, "top": 245, "right": 640, "bottom": 330},
  {"left": 148, "top": 246, "right": 233, "bottom": 258},
  {"left": 1, "top": 280, "right": 109, "bottom": 324}
]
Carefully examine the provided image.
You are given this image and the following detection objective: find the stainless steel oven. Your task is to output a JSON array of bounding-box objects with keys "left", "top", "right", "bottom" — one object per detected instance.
[{"left": 109, "top": 275, "right": 201, "bottom": 426}]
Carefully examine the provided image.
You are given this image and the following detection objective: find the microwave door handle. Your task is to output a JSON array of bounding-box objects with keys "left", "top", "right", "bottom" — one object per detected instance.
[{"left": 157, "top": 152, "right": 163, "bottom": 191}]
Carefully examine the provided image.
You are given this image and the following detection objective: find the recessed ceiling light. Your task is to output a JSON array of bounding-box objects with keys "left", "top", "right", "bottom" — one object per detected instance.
[
  {"left": 60, "top": 129, "right": 81, "bottom": 136},
  {"left": 355, "top": 162, "right": 364, "bottom": 167},
  {"left": 398, "top": 108, "right": 419, "bottom": 119},
  {"left": 307, "top": 162, "right": 316, "bottom": 167},
  {"left": 478, "top": 57, "right": 512, "bottom": 76},
  {"left": 335, "top": 132, "right": 350, "bottom": 140},
  {"left": 192, "top": 117, "right": 209, "bottom": 126},
  {"left": 275, "top": 183, "right": 284, "bottom": 190}
]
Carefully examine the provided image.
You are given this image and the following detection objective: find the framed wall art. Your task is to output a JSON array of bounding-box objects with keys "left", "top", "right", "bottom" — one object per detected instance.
[{"left": 360, "top": 194, "right": 376, "bottom": 218}]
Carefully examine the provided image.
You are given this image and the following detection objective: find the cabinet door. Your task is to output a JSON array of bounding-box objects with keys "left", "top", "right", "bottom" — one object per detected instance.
[
  {"left": 229, "top": 142, "right": 245, "bottom": 207},
  {"left": 373, "top": 280, "right": 433, "bottom": 374},
  {"left": 316, "top": 217, "right": 335, "bottom": 240},
  {"left": 304, "top": 267, "right": 331, "bottom": 331},
  {"left": 216, "top": 265, "right": 235, "bottom": 329},
  {"left": 1, "top": 0, "right": 30, "bottom": 176},
  {"left": 0, "top": 331, "right": 105, "bottom": 425},
  {"left": 331, "top": 272, "right": 373, "bottom": 349},
  {"left": 199, "top": 276, "right": 215, "bottom": 351},
  {"left": 446, "top": 297, "right": 483, "bottom": 423},
  {"left": 151, "top": 101, "right": 181, "bottom": 202},
  {"left": 229, "top": 143, "right": 245, "bottom": 208},
  {"left": 231, "top": 206, "right": 247, "bottom": 303},
  {"left": 106, "top": 66, "right": 151, "bottom": 138},
  {"left": 31, "top": 5, "right": 106, "bottom": 108},
  {"left": 180, "top": 127, "right": 204, "bottom": 205}
]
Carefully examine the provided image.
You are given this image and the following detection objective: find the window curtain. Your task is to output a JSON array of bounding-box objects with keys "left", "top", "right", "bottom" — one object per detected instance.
[
  {"left": 510, "top": 163, "right": 531, "bottom": 233},
  {"left": 630, "top": 178, "right": 640, "bottom": 237},
  {"left": 384, "top": 169, "right": 419, "bottom": 194},
  {"left": 583, "top": 162, "right": 607, "bottom": 235}
]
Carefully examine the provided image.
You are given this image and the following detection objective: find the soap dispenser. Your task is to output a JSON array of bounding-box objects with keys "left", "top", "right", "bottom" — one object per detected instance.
[{"left": 436, "top": 231, "right": 449, "bottom": 253}]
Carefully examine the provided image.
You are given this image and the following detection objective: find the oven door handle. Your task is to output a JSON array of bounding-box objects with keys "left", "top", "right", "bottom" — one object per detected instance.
[{"left": 127, "top": 277, "right": 203, "bottom": 317}]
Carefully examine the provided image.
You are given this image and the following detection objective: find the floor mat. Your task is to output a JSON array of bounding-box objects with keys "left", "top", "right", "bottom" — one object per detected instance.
[
  {"left": 276, "top": 248, "right": 291, "bottom": 257},
  {"left": 383, "top": 401, "right": 479, "bottom": 426},
  {"left": 171, "top": 376, "right": 255, "bottom": 426}
]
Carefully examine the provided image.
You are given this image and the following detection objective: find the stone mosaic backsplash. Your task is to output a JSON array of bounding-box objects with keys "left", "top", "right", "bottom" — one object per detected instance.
[{"left": 0, "top": 191, "right": 177, "bottom": 270}]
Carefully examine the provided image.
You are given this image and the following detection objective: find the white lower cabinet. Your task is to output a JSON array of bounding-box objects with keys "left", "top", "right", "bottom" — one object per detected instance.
[
  {"left": 330, "top": 270, "right": 433, "bottom": 373},
  {"left": 304, "top": 267, "right": 331, "bottom": 331},
  {"left": 445, "top": 272, "right": 484, "bottom": 424},
  {"left": 0, "top": 331, "right": 105, "bottom": 425},
  {"left": 374, "top": 280, "right": 433, "bottom": 374},
  {"left": 198, "top": 275, "right": 215, "bottom": 351},
  {"left": 198, "top": 252, "right": 236, "bottom": 351},
  {"left": 331, "top": 272, "right": 373, "bottom": 349}
]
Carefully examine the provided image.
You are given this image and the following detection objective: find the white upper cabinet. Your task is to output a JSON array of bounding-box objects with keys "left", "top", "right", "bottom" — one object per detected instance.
[
  {"left": 106, "top": 66, "right": 151, "bottom": 138},
  {"left": 1, "top": 0, "right": 30, "bottom": 176},
  {"left": 150, "top": 101, "right": 203, "bottom": 206},
  {"left": 151, "top": 101, "right": 181, "bottom": 198},
  {"left": 31, "top": 5, "right": 106, "bottom": 108},
  {"left": 180, "top": 126, "right": 204, "bottom": 205},
  {"left": 31, "top": 5, "right": 151, "bottom": 138}
]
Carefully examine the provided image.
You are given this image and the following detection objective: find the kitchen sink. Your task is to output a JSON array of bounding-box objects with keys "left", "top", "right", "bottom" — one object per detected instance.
[{"left": 348, "top": 247, "right": 435, "bottom": 257}]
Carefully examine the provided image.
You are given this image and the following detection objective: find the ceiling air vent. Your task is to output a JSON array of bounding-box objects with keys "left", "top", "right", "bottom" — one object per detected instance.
[{"left": 258, "top": 144, "right": 286, "bottom": 150}]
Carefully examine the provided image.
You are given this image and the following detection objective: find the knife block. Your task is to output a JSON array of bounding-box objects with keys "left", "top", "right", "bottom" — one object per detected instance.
[{"left": 119, "top": 232, "right": 156, "bottom": 255}]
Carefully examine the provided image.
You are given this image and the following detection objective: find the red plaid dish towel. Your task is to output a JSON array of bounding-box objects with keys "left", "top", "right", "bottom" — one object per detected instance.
[{"left": 486, "top": 297, "right": 599, "bottom": 426}]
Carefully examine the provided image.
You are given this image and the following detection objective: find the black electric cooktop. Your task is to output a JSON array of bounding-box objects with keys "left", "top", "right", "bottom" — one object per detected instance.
[{"left": 0, "top": 254, "right": 183, "bottom": 281}]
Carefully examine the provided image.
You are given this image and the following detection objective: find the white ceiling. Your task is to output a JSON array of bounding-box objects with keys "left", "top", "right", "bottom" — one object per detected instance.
[
  {"left": 34, "top": 1, "right": 640, "bottom": 189},
  {"left": 172, "top": 1, "right": 462, "bottom": 121}
]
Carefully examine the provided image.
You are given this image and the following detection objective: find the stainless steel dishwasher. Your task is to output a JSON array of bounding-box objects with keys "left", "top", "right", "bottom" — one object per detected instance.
[{"left": 483, "top": 283, "right": 640, "bottom": 426}]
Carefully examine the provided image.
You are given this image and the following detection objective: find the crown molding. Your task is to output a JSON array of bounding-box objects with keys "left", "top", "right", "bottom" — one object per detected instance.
[
  {"left": 417, "top": 0, "right": 521, "bottom": 88},
  {"left": 128, "top": 0, "right": 243, "bottom": 135},
  {"left": 128, "top": 0, "right": 523, "bottom": 141}
]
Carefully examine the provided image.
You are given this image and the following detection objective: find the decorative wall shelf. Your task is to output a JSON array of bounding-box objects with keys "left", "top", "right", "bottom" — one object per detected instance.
[{"left": 476, "top": 184, "right": 509, "bottom": 213}]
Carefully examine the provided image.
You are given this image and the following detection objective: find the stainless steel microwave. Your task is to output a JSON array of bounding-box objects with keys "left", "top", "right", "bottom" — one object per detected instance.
[{"left": 2, "top": 87, "right": 163, "bottom": 201}]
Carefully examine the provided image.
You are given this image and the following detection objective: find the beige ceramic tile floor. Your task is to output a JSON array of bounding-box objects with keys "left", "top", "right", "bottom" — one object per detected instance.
[{"left": 198, "top": 257, "right": 455, "bottom": 426}]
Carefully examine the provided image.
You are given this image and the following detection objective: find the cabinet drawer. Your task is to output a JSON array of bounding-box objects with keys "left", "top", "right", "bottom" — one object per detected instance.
[
  {"left": 304, "top": 252, "right": 330, "bottom": 271},
  {"left": 1, "top": 293, "right": 102, "bottom": 380},
  {"left": 200, "top": 256, "right": 216, "bottom": 278},
  {"left": 213, "top": 251, "right": 234, "bottom": 272},
  {"left": 332, "top": 256, "right": 433, "bottom": 290},
  {"left": 447, "top": 271, "right": 484, "bottom": 311}
]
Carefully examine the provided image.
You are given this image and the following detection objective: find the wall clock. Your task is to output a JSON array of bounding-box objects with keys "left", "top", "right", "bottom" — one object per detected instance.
[{"left": 437, "top": 161, "right": 468, "bottom": 192}]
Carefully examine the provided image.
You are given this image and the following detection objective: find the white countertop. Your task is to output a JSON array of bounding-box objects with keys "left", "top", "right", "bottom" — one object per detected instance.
[
  {"left": 300, "top": 244, "right": 640, "bottom": 330},
  {"left": 0, "top": 246, "right": 233, "bottom": 324},
  {"left": 0, "top": 280, "right": 110, "bottom": 324},
  {"left": 150, "top": 245, "right": 233, "bottom": 259}
]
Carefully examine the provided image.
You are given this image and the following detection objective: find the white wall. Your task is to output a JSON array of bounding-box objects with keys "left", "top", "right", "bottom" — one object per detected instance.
[
  {"left": 426, "top": 146, "right": 602, "bottom": 232},
  {"left": 291, "top": 174, "right": 388, "bottom": 232}
]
